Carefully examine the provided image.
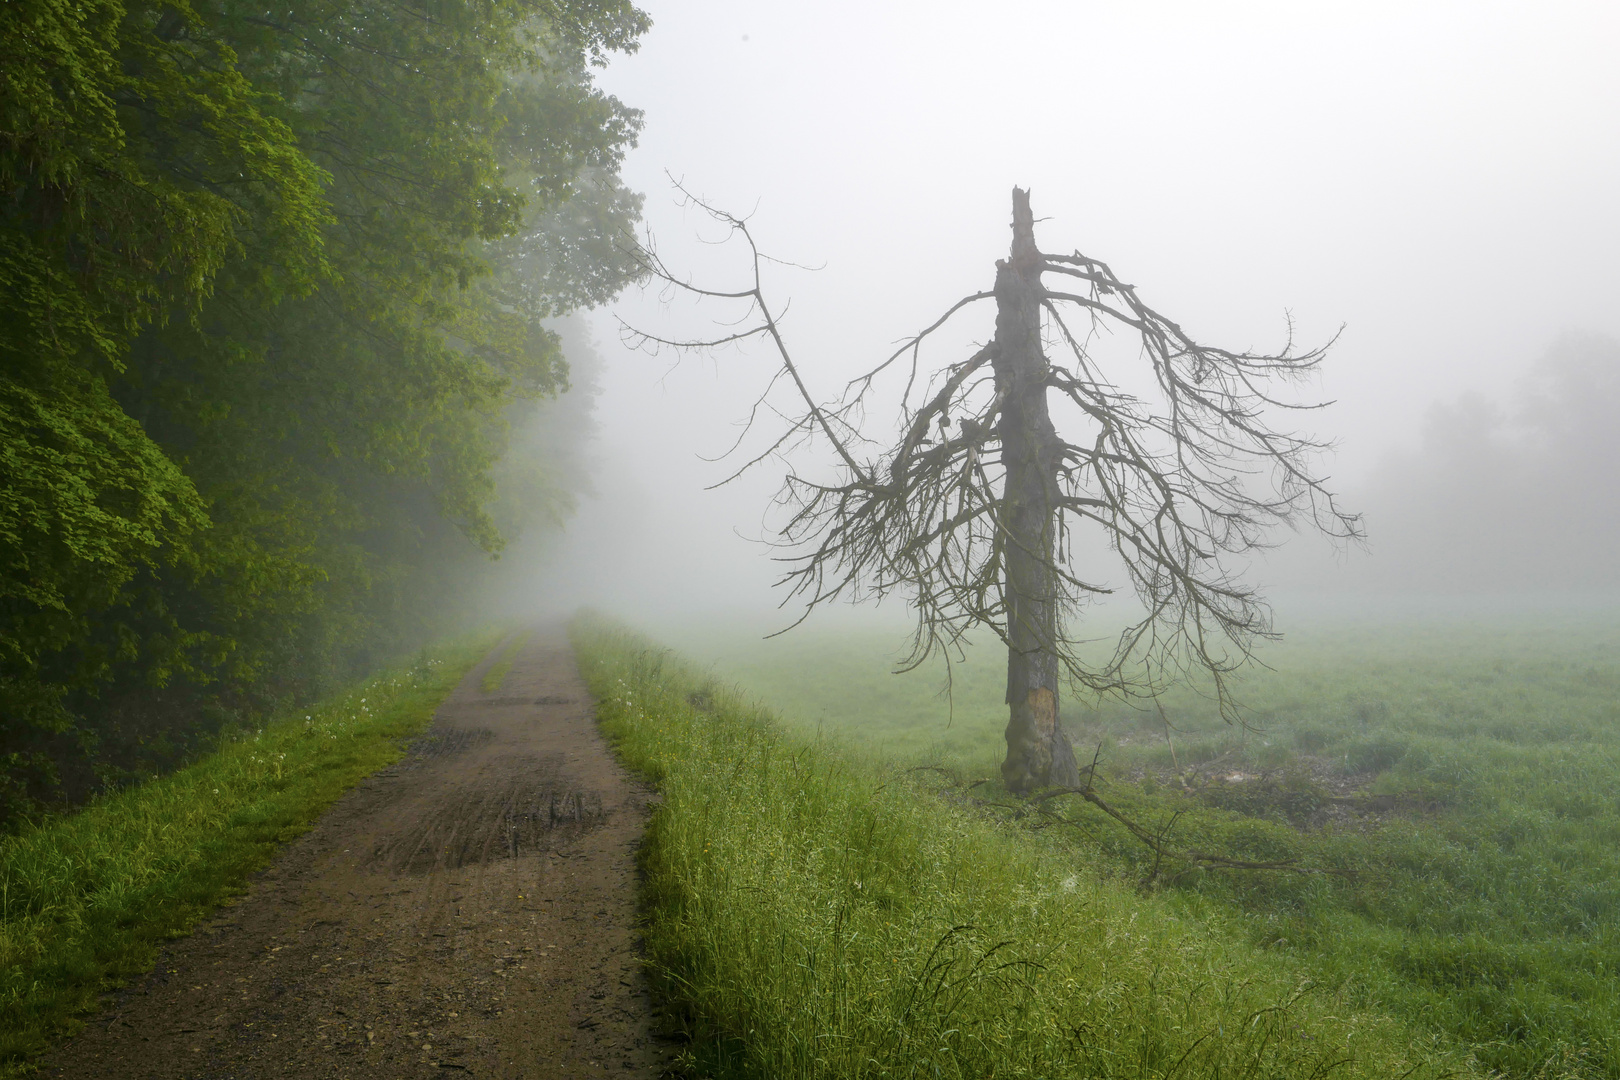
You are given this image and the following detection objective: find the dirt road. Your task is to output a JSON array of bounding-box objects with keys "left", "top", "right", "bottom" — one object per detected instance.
[{"left": 40, "top": 631, "right": 669, "bottom": 1079}]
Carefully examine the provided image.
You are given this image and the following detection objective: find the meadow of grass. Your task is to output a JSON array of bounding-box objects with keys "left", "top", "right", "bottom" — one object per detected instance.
[
  {"left": 0, "top": 628, "right": 502, "bottom": 1070},
  {"left": 574, "top": 614, "right": 1478, "bottom": 1080},
  {"left": 657, "top": 603, "right": 1620, "bottom": 1079}
]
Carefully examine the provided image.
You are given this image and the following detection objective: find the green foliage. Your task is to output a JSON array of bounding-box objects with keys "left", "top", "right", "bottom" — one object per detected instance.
[
  {"left": 0, "top": 368, "right": 211, "bottom": 819},
  {"left": 0, "top": 370, "right": 205, "bottom": 637},
  {"left": 0, "top": 627, "right": 497, "bottom": 1071},
  {"left": 666, "top": 609, "right": 1620, "bottom": 1078},
  {"left": 1, "top": 0, "right": 649, "bottom": 821},
  {"left": 572, "top": 615, "right": 1476, "bottom": 1080},
  {"left": 0, "top": 0, "right": 331, "bottom": 370}
]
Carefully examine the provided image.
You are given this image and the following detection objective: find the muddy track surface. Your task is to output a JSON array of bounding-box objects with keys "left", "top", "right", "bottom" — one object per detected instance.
[{"left": 40, "top": 631, "right": 672, "bottom": 1079}]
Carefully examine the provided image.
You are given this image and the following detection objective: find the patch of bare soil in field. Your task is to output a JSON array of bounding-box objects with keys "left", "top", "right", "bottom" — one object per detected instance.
[
  {"left": 1098, "top": 744, "right": 1444, "bottom": 831},
  {"left": 39, "top": 631, "right": 674, "bottom": 1079}
]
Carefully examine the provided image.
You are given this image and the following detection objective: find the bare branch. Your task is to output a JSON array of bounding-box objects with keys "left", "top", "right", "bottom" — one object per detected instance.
[{"left": 620, "top": 184, "right": 1362, "bottom": 780}]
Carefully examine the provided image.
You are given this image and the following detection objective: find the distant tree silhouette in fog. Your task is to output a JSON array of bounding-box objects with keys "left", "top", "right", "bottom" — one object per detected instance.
[{"left": 1361, "top": 333, "right": 1620, "bottom": 590}]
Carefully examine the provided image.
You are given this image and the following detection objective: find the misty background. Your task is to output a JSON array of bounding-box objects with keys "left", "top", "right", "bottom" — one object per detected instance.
[{"left": 516, "top": 0, "right": 1620, "bottom": 632}]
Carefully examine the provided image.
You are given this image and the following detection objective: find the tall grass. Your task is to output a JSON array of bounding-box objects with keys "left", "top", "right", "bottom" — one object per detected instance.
[
  {"left": 573, "top": 616, "right": 1476, "bottom": 1080},
  {"left": 664, "top": 611, "right": 1620, "bottom": 1078},
  {"left": 0, "top": 629, "right": 500, "bottom": 1069}
]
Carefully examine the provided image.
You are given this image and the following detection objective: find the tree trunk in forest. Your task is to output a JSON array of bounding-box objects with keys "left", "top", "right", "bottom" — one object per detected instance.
[{"left": 995, "top": 188, "right": 1082, "bottom": 794}]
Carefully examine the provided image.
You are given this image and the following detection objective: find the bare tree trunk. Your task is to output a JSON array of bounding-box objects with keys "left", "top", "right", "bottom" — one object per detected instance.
[
  {"left": 630, "top": 185, "right": 1359, "bottom": 794},
  {"left": 995, "top": 188, "right": 1081, "bottom": 794}
]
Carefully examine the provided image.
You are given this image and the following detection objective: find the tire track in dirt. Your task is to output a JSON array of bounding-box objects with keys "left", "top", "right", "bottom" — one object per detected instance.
[{"left": 39, "top": 630, "right": 672, "bottom": 1079}]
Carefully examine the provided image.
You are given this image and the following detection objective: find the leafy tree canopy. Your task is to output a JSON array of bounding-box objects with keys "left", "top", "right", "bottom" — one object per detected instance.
[{"left": 0, "top": 0, "right": 647, "bottom": 821}]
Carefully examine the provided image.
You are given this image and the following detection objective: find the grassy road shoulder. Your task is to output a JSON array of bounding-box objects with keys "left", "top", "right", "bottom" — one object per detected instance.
[
  {"left": 0, "top": 628, "right": 504, "bottom": 1070},
  {"left": 572, "top": 615, "right": 1477, "bottom": 1080}
]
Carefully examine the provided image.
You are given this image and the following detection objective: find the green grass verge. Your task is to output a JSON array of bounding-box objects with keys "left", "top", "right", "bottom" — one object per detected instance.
[
  {"left": 480, "top": 628, "right": 534, "bottom": 694},
  {"left": 662, "top": 611, "right": 1620, "bottom": 1079},
  {"left": 572, "top": 614, "right": 1477, "bottom": 1080},
  {"left": 0, "top": 628, "right": 501, "bottom": 1071}
]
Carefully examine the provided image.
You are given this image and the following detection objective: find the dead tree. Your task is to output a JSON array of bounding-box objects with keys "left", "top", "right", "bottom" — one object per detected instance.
[{"left": 626, "top": 186, "right": 1360, "bottom": 794}]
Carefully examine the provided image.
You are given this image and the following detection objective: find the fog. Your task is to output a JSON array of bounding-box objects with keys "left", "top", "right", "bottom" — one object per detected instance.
[{"left": 528, "top": 1, "right": 1620, "bottom": 630}]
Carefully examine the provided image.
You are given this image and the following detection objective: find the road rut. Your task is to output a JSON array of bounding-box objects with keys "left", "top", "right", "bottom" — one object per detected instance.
[{"left": 40, "top": 630, "right": 666, "bottom": 1079}]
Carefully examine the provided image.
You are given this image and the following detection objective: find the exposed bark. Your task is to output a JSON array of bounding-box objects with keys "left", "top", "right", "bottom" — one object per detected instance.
[{"left": 995, "top": 189, "right": 1080, "bottom": 792}]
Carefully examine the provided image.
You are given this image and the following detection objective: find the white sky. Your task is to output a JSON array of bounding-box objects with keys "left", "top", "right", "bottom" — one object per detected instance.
[{"left": 542, "top": 0, "right": 1620, "bottom": 621}]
